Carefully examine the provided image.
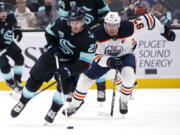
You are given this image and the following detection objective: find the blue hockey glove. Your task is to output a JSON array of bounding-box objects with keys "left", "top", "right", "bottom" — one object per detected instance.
[
  {"left": 14, "top": 26, "right": 22, "bottom": 42},
  {"left": 54, "top": 67, "right": 71, "bottom": 81}
]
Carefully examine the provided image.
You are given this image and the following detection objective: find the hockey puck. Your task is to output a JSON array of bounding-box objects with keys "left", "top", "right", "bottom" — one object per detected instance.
[{"left": 67, "top": 126, "right": 74, "bottom": 129}]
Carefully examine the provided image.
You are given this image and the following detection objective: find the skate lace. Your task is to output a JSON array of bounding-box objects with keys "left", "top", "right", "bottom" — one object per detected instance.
[
  {"left": 47, "top": 110, "right": 57, "bottom": 119},
  {"left": 15, "top": 81, "right": 23, "bottom": 89},
  {"left": 66, "top": 108, "right": 76, "bottom": 114},
  {"left": 120, "top": 100, "right": 127, "bottom": 110},
  {"left": 14, "top": 102, "right": 24, "bottom": 113},
  {"left": 98, "top": 91, "right": 105, "bottom": 98},
  {"left": 6, "top": 82, "right": 15, "bottom": 89}
]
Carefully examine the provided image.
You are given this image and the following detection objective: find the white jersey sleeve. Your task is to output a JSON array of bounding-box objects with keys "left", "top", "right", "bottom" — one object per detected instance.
[
  {"left": 94, "top": 42, "right": 111, "bottom": 67},
  {"left": 95, "top": 41, "right": 105, "bottom": 55},
  {"left": 131, "top": 14, "right": 165, "bottom": 34}
]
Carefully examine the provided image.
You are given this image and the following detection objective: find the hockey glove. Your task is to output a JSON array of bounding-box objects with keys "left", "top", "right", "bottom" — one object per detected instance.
[
  {"left": 161, "top": 26, "right": 176, "bottom": 41},
  {"left": 107, "top": 57, "right": 121, "bottom": 69},
  {"left": 14, "top": 26, "right": 23, "bottom": 42},
  {"left": 54, "top": 67, "right": 71, "bottom": 81}
]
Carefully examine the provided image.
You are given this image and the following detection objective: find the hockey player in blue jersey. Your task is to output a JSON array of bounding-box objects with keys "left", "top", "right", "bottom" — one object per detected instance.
[
  {"left": 10, "top": 7, "right": 96, "bottom": 124},
  {"left": 62, "top": 11, "right": 176, "bottom": 116},
  {"left": 0, "top": 2, "right": 24, "bottom": 93},
  {"left": 59, "top": 0, "right": 110, "bottom": 102}
]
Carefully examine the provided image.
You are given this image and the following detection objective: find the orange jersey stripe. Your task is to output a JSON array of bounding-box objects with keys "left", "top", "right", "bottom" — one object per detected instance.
[
  {"left": 73, "top": 92, "right": 86, "bottom": 99},
  {"left": 93, "top": 54, "right": 104, "bottom": 61},
  {"left": 120, "top": 86, "right": 133, "bottom": 93},
  {"left": 145, "top": 14, "right": 154, "bottom": 27}
]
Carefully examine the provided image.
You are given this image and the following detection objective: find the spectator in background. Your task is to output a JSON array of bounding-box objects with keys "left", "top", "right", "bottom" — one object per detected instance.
[
  {"left": 173, "top": 10, "right": 180, "bottom": 25},
  {"left": 106, "top": 0, "right": 127, "bottom": 20},
  {"left": 128, "top": 0, "right": 150, "bottom": 20},
  {"left": 38, "top": 0, "right": 58, "bottom": 12},
  {"left": 4, "top": 0, "right": 15, "bottom": 11},
  {"left": 27, "top": 0, "right": 40, "bottom": 13},
  {"left": 145, "top": 0, "right": 155, "bottom": 8},
  {"left": 151, "top": 1, "right": 172, "bottom": 26},
  {"left": 37, "top": 0, "right": 58, "bottom": 29},
  {"left": 164, "top": 0, "right": 180, "bottom": 12},
  {"left": 106, "top": 0, "right": 123, "bottom": 11},
  {"left": 15, "top": 0, "right": 37, "bottom": 29}
]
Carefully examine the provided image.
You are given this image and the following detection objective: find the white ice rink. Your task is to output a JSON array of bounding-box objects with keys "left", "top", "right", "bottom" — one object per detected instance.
[{"left": 0, "top": 89, "right": 180, "bottom": 135}]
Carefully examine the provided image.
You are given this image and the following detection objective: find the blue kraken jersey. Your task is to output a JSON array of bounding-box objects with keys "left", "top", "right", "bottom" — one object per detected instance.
[
  {"left": 0, "top": 12, "right": 17, "bottom": 49},
  {"left": 45, "top": 17, "right": 96, "bottom": 64},
  {"left": 59, "top": 0, "right": 110, "bottom": 27}
]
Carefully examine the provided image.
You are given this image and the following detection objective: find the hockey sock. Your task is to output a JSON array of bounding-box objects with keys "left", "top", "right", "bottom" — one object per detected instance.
[
  {"left": 2, "top": 71, "right": 14, "bottom": 85},
  {"left": 68, "top": 89, "right": 87, "bottom": 108},
  {"left": 119, "top": 85, "right": 133, "bottom": 101},
  {"left": 96, "top": 81, "right": 106, "bottom": 92},
  {"left": 20, "top": 86, "right": 36, "bottom": 104},
  {"left": 14, "top": 65, "right": 23, "bottom": 82},
  {"left": 52, "top": 91, "right": 68, "bottom": 111}
]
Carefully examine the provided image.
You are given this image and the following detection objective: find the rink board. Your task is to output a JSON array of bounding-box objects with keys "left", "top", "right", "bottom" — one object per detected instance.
[
  {"left": 0, "top": 78, "right": 180, "bottom": 91},
  {"left": 0, "top": 30, "right": 180, "bottom": 90}
]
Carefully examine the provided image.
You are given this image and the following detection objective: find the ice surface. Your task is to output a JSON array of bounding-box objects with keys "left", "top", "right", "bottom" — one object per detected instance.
[{"left": 0, "top": 89, "right": 180, "bottom": 135}]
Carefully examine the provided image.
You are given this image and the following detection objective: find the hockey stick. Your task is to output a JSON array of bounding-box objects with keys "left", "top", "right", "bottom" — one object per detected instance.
[
  {"left": 10, "top": 81, "right": 57, "bottom": 100},
  {"left": 54, "top": 53, "right": 73, "bottom": 129},
  {"left": 0, "top": 48, "right": 7, "bottom": 56},
  {"left": 34, "top": 81, "right": 57, "bottom": 96},
  {"left": 120, "top": 0, "right": 140, "bottom": 14},
  {"left": 90, "top": 0, "right": 140, "bottom": 30},
  {"left": 110, "top": 67, "right": 119, "bottom": 116}
]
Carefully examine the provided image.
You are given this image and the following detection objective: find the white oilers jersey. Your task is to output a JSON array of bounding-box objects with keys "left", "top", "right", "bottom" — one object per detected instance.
[{"left": 93, "top": 14, "right": 165, "bottom": 67}]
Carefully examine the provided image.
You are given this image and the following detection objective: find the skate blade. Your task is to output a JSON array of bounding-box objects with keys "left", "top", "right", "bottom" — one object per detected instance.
[
  {"left": 97, "top": 111, "right": 110, "bottom": 117},
  {"left": 120, "top": 114, "right": 126, "bottom": 119},
  {"left": 43, "top": 121, "right": 51, "bottom": 126},
  {"left": 98, "top": 102, "right": 104, "bottom": 107}
]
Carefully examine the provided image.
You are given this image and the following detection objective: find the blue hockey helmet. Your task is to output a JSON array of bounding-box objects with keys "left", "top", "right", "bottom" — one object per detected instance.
[
  {"left": 0, "top": 2, "right": 7, "bottom": 12},
  {"left": 68, "top": 7, "right": 86, "bottom": 21}
]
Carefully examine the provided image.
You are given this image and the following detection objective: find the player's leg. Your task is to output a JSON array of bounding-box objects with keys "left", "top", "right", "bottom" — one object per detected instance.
[
  {"left": 61, "top": 73, "right": 94, "bottom": 117},
  {"left": 118, "top": 54, "right": 136, "bottom": 114},
  {"left": 63, "top": 61, "right": 110, "bottom": 116},
  {"left": 11, "top": 76, "right": 43, "bottom": 117},
  {"left": 7, "top": 42, "right": 24, "bottom": 91},
  {"left": 0, "top": 55, "right": 14, "bottom": 89},
  {"left": 44, "top": 76, "right": 75, "bottom": 123},
  {"left": 66, "top": 75, "right": 79, "bottom": 102},
  {"left": 96, "top": 74, "right": 106, "bottom": 102},
  {"left": 11, "top": 50, "right": 56, "bottom": 118}
]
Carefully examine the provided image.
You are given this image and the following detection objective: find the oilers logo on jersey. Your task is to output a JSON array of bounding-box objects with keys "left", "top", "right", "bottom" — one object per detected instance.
[{"left": 105, "top": 46, "right": 123, "bottom": 56}]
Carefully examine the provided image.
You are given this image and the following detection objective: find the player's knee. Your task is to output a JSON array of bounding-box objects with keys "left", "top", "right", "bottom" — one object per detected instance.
[
  {"left": 121, "top": 66, "right": 135, "bottom": 88},
  {"left": 0, "top": 65, "right": 11, "bottom": 74},
  {"left": 26, "top": 76, "right": 43, "bottom": 92},
  {"left": 76, "top": 73, "right": 94, "bottom": 93},
  {"left": 14, "top": 53, "right": 24, "bottom": 65},
  {"left": 96, "top": 75, "right": 106, "bottom": 83}
]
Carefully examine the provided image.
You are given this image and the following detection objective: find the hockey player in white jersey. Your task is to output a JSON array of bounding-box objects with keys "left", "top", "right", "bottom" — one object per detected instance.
[{"left": 63, "top": 12, "right": 176, "bottom": 116}]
